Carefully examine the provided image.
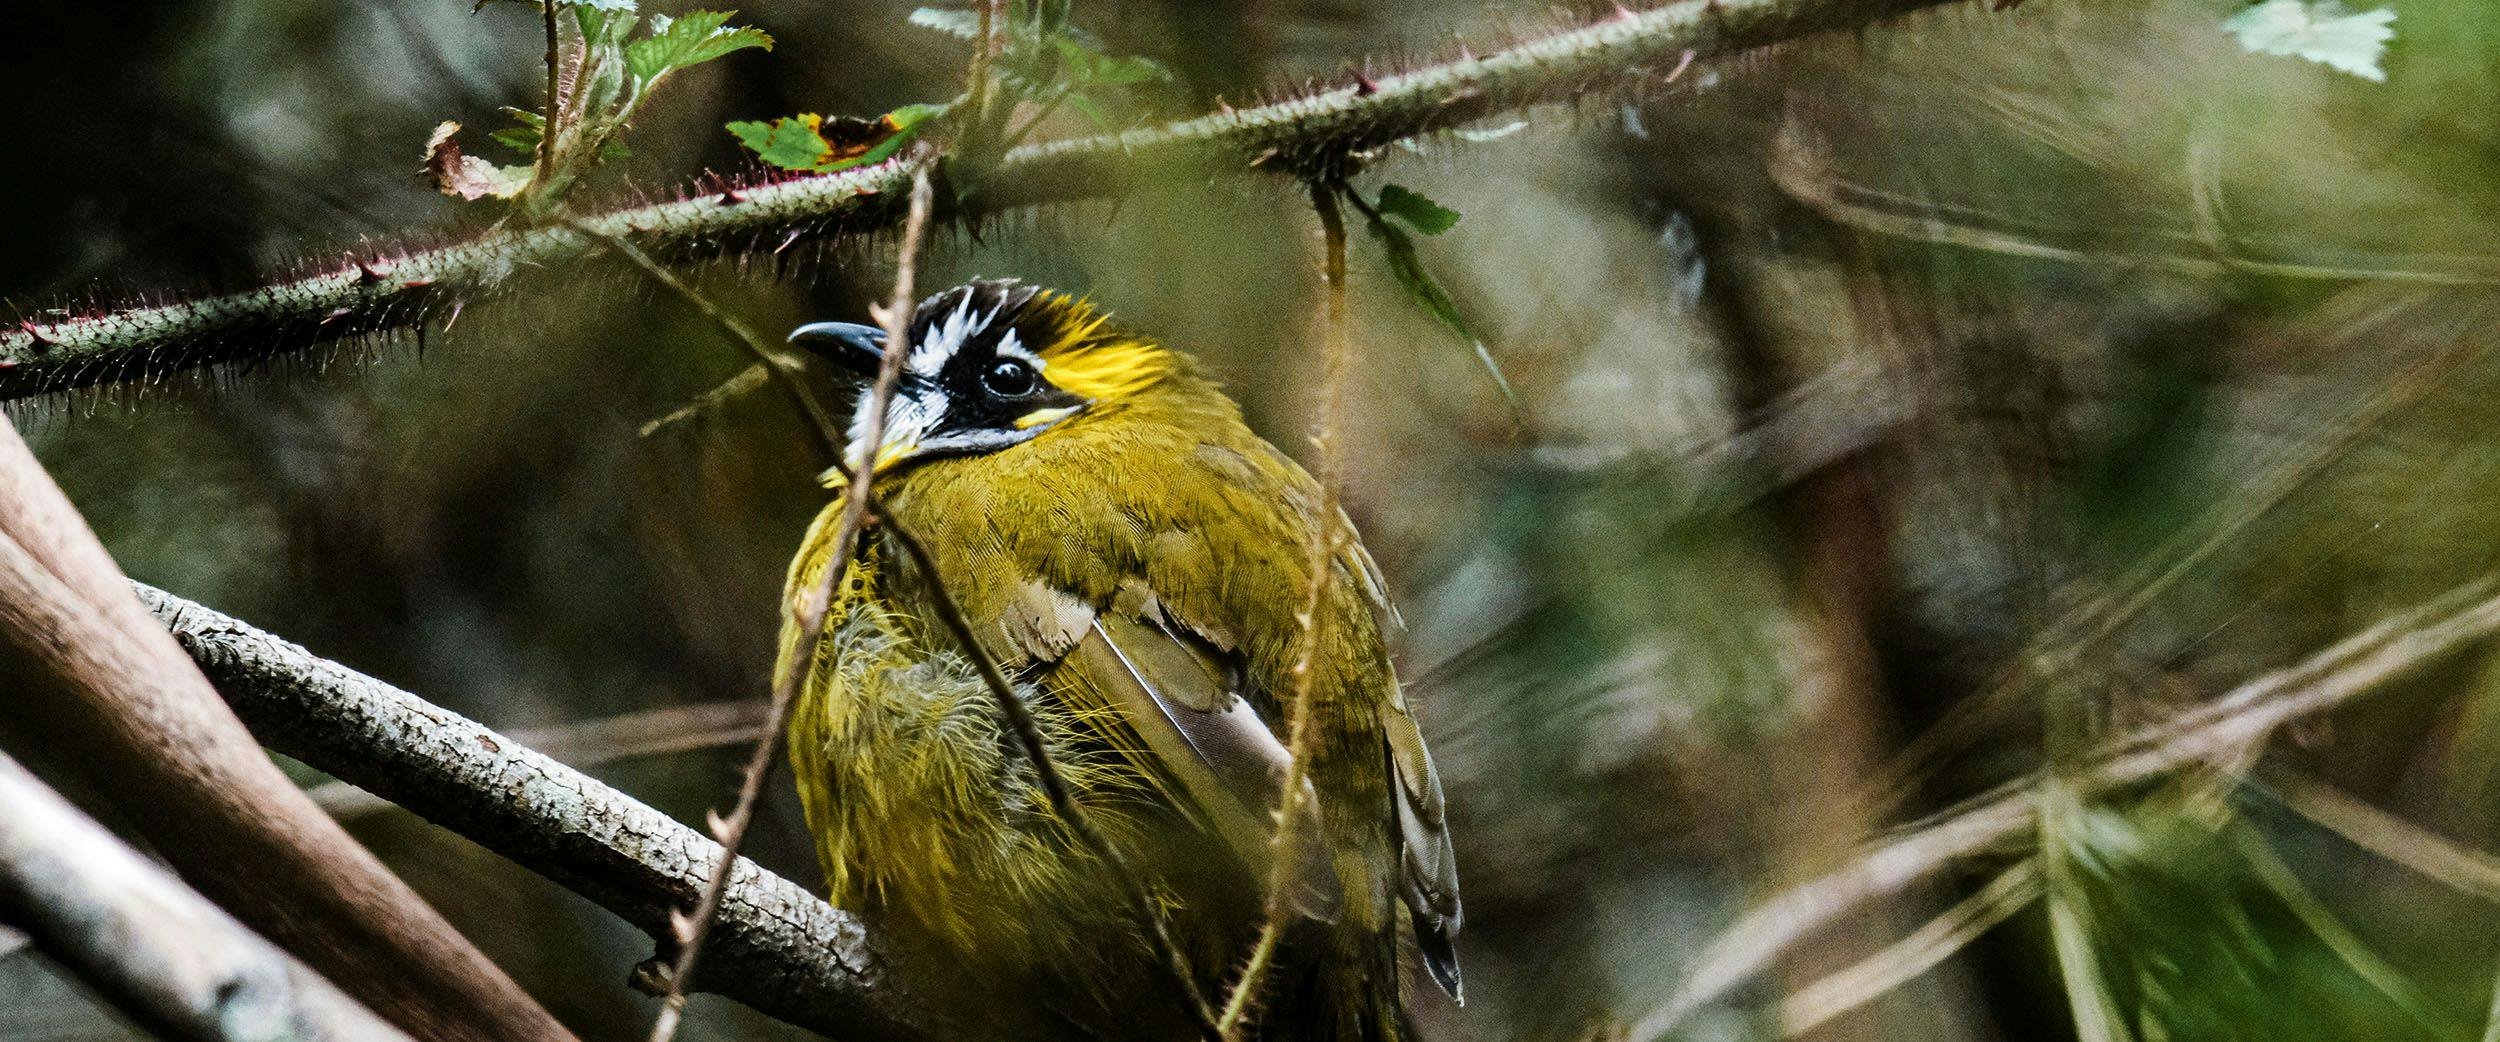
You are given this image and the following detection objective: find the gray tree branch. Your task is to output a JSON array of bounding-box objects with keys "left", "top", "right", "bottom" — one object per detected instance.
[
  {"left": 0, "top": 750, "right": 414, "bottom": 1042},
  {"left": 131, "top": 582, "right": 933, "bottom": 1042},
  {"left": 0, "top": 0, "right": 1967, "bottom": 401},
  {"left": 0, "top": 416, "right": 577, "bottom": 1042}
]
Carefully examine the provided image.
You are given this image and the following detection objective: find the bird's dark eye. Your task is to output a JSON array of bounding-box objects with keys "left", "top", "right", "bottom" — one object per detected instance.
[{"left": 982, "top": 358, "right": 1039, "bottom": 397}]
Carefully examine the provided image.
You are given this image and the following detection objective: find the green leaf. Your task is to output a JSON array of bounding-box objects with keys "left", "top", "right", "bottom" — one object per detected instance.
[
  {"left": 907, "top": 7, "right": 982, "bottom": 38},
  {"left": 488, "top": 106, "right": 546, "bottom": 156},
  {"left": 1050, "top": 37, "right": 1168, "bottom": 87},
  {"left": 627, "top": 10, "right": 772, "bottom": 87},
  {"left": 726, "top": 115, "right": 833, "bottom": 171},
  {"left": 573, "top": 5, "right": 637, "bottom": 46},
  {"left": 1375, "top": 183, "right": 1461, "bottom": 235},
  {"left": 1062, "top": 91, "right": 1113, "bottom": 131},
  {"left": 822, "top": 104, "right": 943, "bottom": 172},
  {"left": 1359, "top": 205, "right": 1523, "bottom": 420}
]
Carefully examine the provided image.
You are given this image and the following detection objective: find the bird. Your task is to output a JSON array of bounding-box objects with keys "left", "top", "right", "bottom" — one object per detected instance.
[{"left": 776, "top": 278, "right": 1461, "bottom": 1041}]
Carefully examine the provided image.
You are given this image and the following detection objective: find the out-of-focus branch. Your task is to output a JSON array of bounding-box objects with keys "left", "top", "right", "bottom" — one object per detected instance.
[
  {"left": 308, "top": 701, "right": 771, "bottom": 820},
  {"left": 0, "top": 750, "right": 414, "bottom": 1042},
  {"left": 130, "top": 582, "right": 932, "bottom": 1042},
  {"left": 0, "top": 416, "right": 577, "bottom": 1042},
  {"left": 0, "top": 0, "right": 1970, "bottom": 401},
  {"left": 1631, "top": 577, "right": 2500, "bottom": 1038}
]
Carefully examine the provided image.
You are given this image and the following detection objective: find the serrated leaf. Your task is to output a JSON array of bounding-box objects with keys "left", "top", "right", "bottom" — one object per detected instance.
[
  {"left": 1360, "top": 209, "right": 1522, "bottom": 420},
  {"left": 907, "top": 7, "right": 982, "bottom": 38},
  {"left": 821, "top": 104, "right": 943, "bottom": 171},
  {"left": 727, "top": 115, "right": 833, "bottom": 170},
  {"left": 2223, "top": 0, "right": 2396, "bottom": 82},
  {"left": 728, "top": 105, "right": 941, "bottom": 172},
  {"left": 1375, "top": 183, "right": 1461, "bottom": 235},
  {"left": 626, "top": 9, "right": 772, "bottom": 86},
  {"left": 574, "top": 5, "right": 637, "bottom": 47}
]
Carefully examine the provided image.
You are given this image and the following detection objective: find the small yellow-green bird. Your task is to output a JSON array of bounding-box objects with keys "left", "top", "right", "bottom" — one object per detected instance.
[{"left": 779, "top": 280, "right": 1461, "bottom": 1041}]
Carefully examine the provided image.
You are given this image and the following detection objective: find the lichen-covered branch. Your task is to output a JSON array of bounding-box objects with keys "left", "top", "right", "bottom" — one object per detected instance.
[
  {"left": 132, "top": 582, "right": 935, "bottom": 1042},
  {"left": 0, "top": 0, "right": 1965, "bottom": 401},
  {"left": 0, "top": 750, "right": 414, "bottom": 1042}
]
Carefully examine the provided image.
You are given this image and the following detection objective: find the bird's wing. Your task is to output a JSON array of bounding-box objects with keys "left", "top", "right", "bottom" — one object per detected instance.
[
  {"left": 1002, "top": 580, "right": 1341, "bottom": 921},
  {"left": 1382, "top": 677, "right": 1463, "bottom": 1000}
]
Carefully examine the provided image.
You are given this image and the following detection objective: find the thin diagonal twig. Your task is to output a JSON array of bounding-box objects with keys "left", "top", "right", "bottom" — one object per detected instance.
[
  {"left": 1777, "top": 859, "right": 2040, "bottom": 1036},
  {"left": 1215, "top": 177, "right": 1357, "bottom": 1039},
  {"left": 877, "top": 506, "right": 1225, "bottom": 1040},
  {"left": 576, "top": 222, "right": 844, "bottom": 460},
  {"left": 643, "top": 160, "right": 934, "bottom": 1042}
]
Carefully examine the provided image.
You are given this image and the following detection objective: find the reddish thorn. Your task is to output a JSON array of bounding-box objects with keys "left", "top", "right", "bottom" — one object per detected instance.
[
  {"left": 16, "top": 321, "right": 54, "bottom": 351},
  {"left": 1353, "top": 70, "right": 1379, "bottom": 96},
  {"left": 0, "top": 359, "right": 16, "bottom": 369},
  {"left": 320, "top": 307, "right": 354, "bottom": 324},
  {"left": 717, "top": 189, "right": 745, "bottom": 205},
  {"left": 400, "top": 277, "right": 436, "bottom": 289},
  {"left": 854, "top": 186, "right": 881, "bottom": 197},
  {"left": 775, "top": 230, "right": 803, "bottom": 255},
  {"left": 354, "top": 258, "right": 393, "bottom": 284},
  {"left": 1663, "top": 49, "right": 1696, "bottom": 83}
]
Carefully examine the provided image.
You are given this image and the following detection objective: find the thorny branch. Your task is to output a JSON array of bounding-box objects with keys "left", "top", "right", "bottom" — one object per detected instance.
[
  {"left": 877, "top": 505, "right": 1226, "bottom": 1039},
  {"left": 0, "top": 0, "right": 1967, "bottom": 401},
  {"left": 1217, "top": 178, "right": 1356, "bottom": 1037},
  {"left": 643, "top": 162, "right": 936, "bottom": 1042},
  {"left": 1629, "top": 576, "right": 2500, "bottom": 1039}
]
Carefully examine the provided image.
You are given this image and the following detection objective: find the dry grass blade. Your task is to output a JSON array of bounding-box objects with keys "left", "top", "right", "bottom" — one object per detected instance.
[
  {"left": 2271, "top": 771, "right": 2500, "bottom": 904},
  {"left": 643, "top": 161, "right": 935, "bottom": 1042},
  {"left": 1777, "top": 859, "right": 2040, "bottom": 1036},
  {"left": 1216, "top": 178, "right": 1355, "bottom": 1038},
  {"left": 1629, "top": 577, "right": 2500, "bottom": 1039}
]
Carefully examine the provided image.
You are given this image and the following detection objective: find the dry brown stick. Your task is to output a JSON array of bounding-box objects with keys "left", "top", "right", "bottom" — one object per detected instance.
[
  {"left": 1216, "top": 177, "right": 1357, "bottom": 1037},
  {"left": 876, "top": 508, "right": 1225, "bottom": 1039},
  {"left": 132, "top": 582, "right": 919, "bottom": 1040},
  {"left": 645, "top": 160, "right": 934, "bottom": 1042},
  {"left": 0, "top": 750, "right": 415, "bottom": 1042},
  {"left": 1627, "top": 576, "right": 2500, "bottom": 1038},
  {"left": 0, "top": 417, "right": 577, "bottom": 1042}
]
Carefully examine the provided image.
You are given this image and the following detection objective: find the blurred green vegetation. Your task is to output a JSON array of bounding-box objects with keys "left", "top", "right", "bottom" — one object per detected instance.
[{"left": 11, "top": 1, "right": 2500, "bottom": 1040}]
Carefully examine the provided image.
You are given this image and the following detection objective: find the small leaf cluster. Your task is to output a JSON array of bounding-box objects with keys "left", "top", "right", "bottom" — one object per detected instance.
[
  {"left": 728, "top": 1, "right": 1171, "bottom": 174},
  {"left": 1349, "top": 182, "right": 1522, "bottom": 419},
  {"left": 429, "top": 1, "right": 772, "bottom": 209}
]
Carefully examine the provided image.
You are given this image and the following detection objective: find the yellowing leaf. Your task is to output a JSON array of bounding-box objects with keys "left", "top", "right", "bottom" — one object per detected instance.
[{"left": 422, "top": 121, "right": 532, "bottom": 201}]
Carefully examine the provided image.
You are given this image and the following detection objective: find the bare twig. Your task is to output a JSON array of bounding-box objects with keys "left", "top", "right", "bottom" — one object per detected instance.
[
  {"left": 535, "top": 1, "right": 560, "bottom": 191},
  {"left": 0, "top": 0, "right": 1967, "bottom": 400},
  {"left": 577, "top": 221, "right": 844, "bottom": 458},
  {"left": 645, "top": 160, "right": 935, "bottom": 1042},
  {"left": 2269, "top": 771, "right": 2500, "bottom": 904},
  {"left": 0, "top": 751, "right": 414, "bottom": 1042},
  {"left": 0, "top": 416, "right": 577, "bottom": 1042},
  {"left": 1217, "top": 178, "right": 1356, "bottom": 1037},
  {"left": 131, "top": 582, "right": 924, "bottom": 1041},
  {"left": 1630, "top": 576, "right": 2500, "bottom": 1038},
  {"left": 878, "top": 507, "right": 1225, "bottom": 1039}
]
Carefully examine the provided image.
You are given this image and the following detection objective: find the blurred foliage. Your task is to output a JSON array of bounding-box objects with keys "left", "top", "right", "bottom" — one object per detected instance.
[{"left": 13, "top": 1, "right": 2500, "bottom": 1041}]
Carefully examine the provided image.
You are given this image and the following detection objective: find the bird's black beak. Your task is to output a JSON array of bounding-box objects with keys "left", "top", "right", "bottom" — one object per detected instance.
[{"left": 787, "top": 321, "right": 887, "bottom": 379}]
